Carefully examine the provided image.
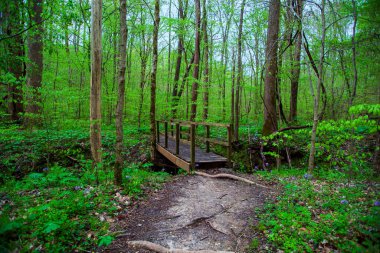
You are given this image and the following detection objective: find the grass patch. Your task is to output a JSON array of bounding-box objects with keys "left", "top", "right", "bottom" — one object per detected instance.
[
  {"left": 0, "top": 125, "right": 170, "bottom": 252},
  {"left": 254, "top": 169, "right": 380, "bottom": 252}
]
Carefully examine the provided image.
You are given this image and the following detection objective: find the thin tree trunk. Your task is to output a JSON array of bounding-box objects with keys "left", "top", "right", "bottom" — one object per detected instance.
[
  {"left": 220, "top": 1, "right": 234, "bottom": 121},
  {"left": 65, "top": 27, "right": 73, "bottom": 86},
  {"left": 115, "top": 0, "right": 127, "bottom": 185},
  {"left": 231, "top": 50, "right": 236, "bottom": 139},
  {"left": 171, "top": 0, "right": 186, "bottom": 118},
  {"left": 234, "top": 0, "right": 246, "bottom": 141},
  {"left": 262, "top": 0, "right": 280, "bottom": 136},
  {"left": 5, "top": 0, "right": 24, "bottom": 122},
  {"left": 25, "top": 0, "right": 43, "bottom": 127},
  {"left": 167, "top": 0, "right": 172, "bottom": 104},
  {"left": 202, "top": 0, "right": 209, "bottom": 120},
  {"left": 190, "top": 0, "right": 201, "bottom": 121},
  {"left": 150, "top": 0, "right": 160, "bottom": 160},
  {"left": 90, "top": 0, "right": 103, "bottom": 168},
  {"left": 308, "top": 0, "right": 325, "bottom": 173},
  {"left": 138, "top": 60, "right": 147, "bottom": 128},
  {"left": 348, "top": 0, "right": 357, "bottom": 109},
  {"left": 289, "top": 0, "right": 303, "bottom": 122}
]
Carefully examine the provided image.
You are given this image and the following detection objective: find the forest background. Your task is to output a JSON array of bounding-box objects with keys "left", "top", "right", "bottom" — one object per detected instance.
[{"left": 0, "top": 0, "right": 379, "bottom": 252}]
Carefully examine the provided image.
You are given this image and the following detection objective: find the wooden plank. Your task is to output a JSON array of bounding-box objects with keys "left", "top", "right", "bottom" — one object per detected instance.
[
  {"left": 156, "top": 121, "right": 160, "bottom": 143},
  {"left": 164, "top": 121, "right": 168, "bottom": 148},
  {"left": 169, "top": 119, "right": 231, "bottom": 128},
  {"left": 161, "top": 134, "right": 226, "bottom": 162},
  {"left": 156, "top": 144, "right": 190, "bottom": 172},
  {"left": 206, "top": 125, "right": 210, "bottom": 153},
  {"left": 197, "top": 136, "right": 229, "bottom": 147},
  {"left": 175, "top": 123, "right": 180, "bottom": 155},
  {"left": 190, "top": 124, "right": 195, "bottom": 171},
  {"left": 227, "top": 126, "right": 232, "bottom": 167}
]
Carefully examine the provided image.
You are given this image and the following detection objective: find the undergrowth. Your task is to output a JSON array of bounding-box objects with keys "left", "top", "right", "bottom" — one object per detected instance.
[
  {"left": 253, "top": 168, "right": 380, "bottom": 252},
  {"left": 0, "top": 125, "right": 170, "bottom": 252}
]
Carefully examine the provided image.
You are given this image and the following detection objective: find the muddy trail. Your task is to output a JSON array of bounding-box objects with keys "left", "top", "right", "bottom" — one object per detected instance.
[{"left": 105, "top": 169, "right": 277, "bottom": 252}]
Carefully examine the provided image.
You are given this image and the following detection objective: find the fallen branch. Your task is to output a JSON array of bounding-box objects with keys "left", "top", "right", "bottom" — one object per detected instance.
[
  {"left": 278, "top": 125, "right": 311, "bottom": 132},
  {"left": 194, "top": 171, "right": 271, "bottom": 189},
  {"left": 127, "top": 240, "right": 234, "bottom": 253},
  {"left": 67, "top": 156, "right": 79, "bottom": 163}
]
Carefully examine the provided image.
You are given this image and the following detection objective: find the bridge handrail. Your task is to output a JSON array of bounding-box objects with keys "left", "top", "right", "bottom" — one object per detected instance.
[
  {"left": 155, "top": 119, "right": 232, "bottom": 170},
  {"left": 156, "top": 119, "right": 230, "bottom": 128}
]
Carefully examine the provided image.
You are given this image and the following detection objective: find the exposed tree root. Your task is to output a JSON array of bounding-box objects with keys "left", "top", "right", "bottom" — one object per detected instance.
[
  {"left": 127, "top": 240, "right": 234, "bottom": 253},
  {"left": 194, "top": 171, "right": 271, "bottom": 189}
]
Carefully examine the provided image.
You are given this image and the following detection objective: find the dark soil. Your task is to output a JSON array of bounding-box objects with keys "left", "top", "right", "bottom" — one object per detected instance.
[{"left": 104, "top": 168, "right": 277, "bottom": 252}]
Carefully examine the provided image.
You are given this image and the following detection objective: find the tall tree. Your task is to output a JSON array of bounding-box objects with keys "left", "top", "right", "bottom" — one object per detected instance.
[
  {"left": 90, "top": 0, "right": 103, "bottom": 168},
  {"left": 137, "top": 11, "right": 151, "bottom": 128},
  {"left": 234, "top": 0, "right": 246, "bottom": 141},
  {"left": 262, "top": 0, "right": 281, "bottom": 136},
  {"left": 150, "top": 0, "right": 160, "bottom": 160},
  {"left": 171, "top": 0, "right": 187, "bottom": 118},
  {"left": 115, "top": 0, "right": 127, "bottom": 186},
  {"left": 289, "top": 0, "right": 303, "bottom": 122},
  {"left": 308, "top": 0, "right": 326, "bottom": 173},
  {"left": 25, "top": 0, "right": 43, "bottom": 127},
  {"left": 202, "top": 0, "right": 209, "bottom": 120},
  {"left": 4, "top": 0, "right": 25, "bottom": 121},
  {"left": 348, "top": 0, "right": 357, "bottom": 108},
  {"left": 217, "top": 0, "right": 234, "bottom": 120},
  {"left": 189, "top": 0, "right": 201, "bottom": 121}
]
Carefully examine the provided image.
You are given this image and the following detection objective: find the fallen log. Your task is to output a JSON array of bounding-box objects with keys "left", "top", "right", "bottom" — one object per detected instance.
[
  {"left": 127, "top": 240, "right": 234, "bottom": 253},
  {"left": 194, "top": 171, "right": 271, "bottom": 189}
]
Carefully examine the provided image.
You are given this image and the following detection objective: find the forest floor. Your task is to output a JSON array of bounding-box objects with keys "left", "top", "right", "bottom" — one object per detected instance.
[{"left": 104, "top": 168, "right": 277, "bottom": 252}]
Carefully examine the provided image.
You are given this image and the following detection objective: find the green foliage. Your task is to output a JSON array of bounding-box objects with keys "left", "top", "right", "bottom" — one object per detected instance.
[
  {"left": 0, "top": 125, "right": 170, "bottom": 252},
  {"left": 0, "top": 163, "right": 170, "bottom": 252},
  {"left": 349, "top": 104, "right": 380, "bottom": 117},
  {"left": 123, "top": 164, "right": 170, "bottom": 196},
  {"left": 303, "top": 116, "right": 376, "bottom": 174},
  {"left": 255, "top": 170, "right": 380, "bottom": 252}
]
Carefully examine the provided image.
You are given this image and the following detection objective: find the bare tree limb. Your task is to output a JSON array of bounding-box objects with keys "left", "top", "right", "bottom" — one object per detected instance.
[
  {"left": 195, "top": 171, "right": 271, "bottom": 189},
  {"left": 127, "top": 240, "right": 234, "bottom": 253}
]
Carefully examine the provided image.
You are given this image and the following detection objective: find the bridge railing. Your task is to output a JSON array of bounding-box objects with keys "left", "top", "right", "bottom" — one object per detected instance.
[{"left": 156, "top": 119, "right": 232, "bottom": 169}]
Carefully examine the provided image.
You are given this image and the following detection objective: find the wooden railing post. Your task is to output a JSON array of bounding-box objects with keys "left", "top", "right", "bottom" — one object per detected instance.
[
  {"left": 206, "top": 125, "right": 210, "bottom": 153},
  {"left": 170, "top": 120, "right": 174, "bottom": 136},
  {"left": 175, "top": 123, "right": 180, "bottom": 155},
  {"left": 227, "top": 125, "right": 232, "bottom": 167},
  {"left": 156, "top": 121, "right": 160, "bottom": 143},
  {"left": 190, "top": 123, "right": 196, "bottom": 170},
  {"left": 164, "top": 121, "right": 168, "bottom": 148}
]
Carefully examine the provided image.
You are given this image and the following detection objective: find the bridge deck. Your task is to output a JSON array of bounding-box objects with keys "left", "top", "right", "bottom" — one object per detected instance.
[{"left": 156, "top": 135, "right": 227, "bottom": 171}]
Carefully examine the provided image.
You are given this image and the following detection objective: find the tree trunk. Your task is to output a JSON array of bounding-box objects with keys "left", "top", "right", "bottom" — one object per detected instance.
[
  {"left": 231, "top": 50, "right": 236, "bottom": 139},
  {"left": 5, "top": 0, "right": 24, "bottom": 122},
  {"left": 166, "top": 0, "right": 172, "bottom": 104},
  {"left": 150, "top": 0, "right": 160, "bottom": 161},
  {"left": 202, "top": 0, "right": 209, "bottom": 120},
  {"left": 348, "top": 0, "right": 357, "bottom": 109},
  {"left": 234, "top": 0, "right": 246, "bottom": 141},
  {"left": 190, "top": 0, "right": 201, "bottom": 122},
  {"left": 90, "top": 0, "right": 103, "bottom": 167},
  {"left": 262, "top": 0, "right": 280, "bottom": 136},
  {"left": 289, "top": 0, "right": 303, "bottom": 122},
  {"left": 25, "top": 0, "right": 43, "bottom": 127},
  {"left": 220, "top": 1, "right": 234, "bottom": 121},
  {"left": 171, "top": 0, "right": 186, "bottom": 118},
  {"left": 115, "top": 0, "right": 127, "bottom": 186},
  {"left": 308, "top": 0, "right": 325, "bottom": 173}
]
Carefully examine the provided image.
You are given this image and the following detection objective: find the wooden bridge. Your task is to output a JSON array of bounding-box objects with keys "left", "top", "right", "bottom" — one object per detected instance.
[{"left": 155, "top": 120, "right": 232, "bottom": 172}]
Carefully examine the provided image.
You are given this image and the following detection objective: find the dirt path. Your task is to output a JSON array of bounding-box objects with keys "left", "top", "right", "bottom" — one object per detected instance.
[{"left": 105, "top": 169, "right": 275, "bottom": 252}]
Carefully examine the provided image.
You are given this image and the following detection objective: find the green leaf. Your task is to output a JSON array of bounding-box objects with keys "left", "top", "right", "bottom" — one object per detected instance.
[
  {"left": 43, "top": 222, "right": 61, "bottom": 234},
  {"left": 98, "top": 235, "right": 114, "bottom": 247}
]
